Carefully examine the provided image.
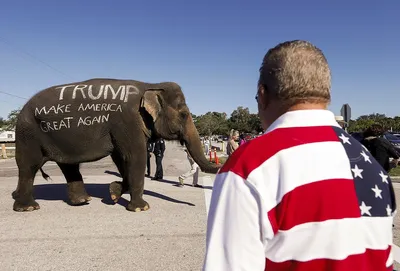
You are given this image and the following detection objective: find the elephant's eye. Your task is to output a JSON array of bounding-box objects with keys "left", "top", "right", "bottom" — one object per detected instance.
[{"left": 180, "top": 111, "right": 188, "bottom": 119}]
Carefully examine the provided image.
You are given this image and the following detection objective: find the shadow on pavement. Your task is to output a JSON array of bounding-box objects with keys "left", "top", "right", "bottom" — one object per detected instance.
[
  {"left": 104, "top": 170, "right": 212, "bottom": 190},
  {"left": 33, "top": 183, "right": 195, "bottom": 207},
  {"left": 104, "top": 170, "right": 122, "bottom": 178}
]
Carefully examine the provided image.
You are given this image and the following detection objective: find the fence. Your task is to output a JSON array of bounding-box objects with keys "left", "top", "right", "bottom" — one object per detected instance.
[{"left": 1, "top": 142, "right": 15, "bottom": 158}]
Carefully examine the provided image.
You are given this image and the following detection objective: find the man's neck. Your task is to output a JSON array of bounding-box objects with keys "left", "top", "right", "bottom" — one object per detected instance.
[
  {"left": 262, "top": 102, "right": 329, "bottom": 131},
  {"left": 287, "top": 102, "right": 328, "bottom": 112}
]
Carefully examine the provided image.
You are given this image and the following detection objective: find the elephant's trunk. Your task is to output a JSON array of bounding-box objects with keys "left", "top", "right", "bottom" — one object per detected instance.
[{"left": 183, "top": 115, "right": 220, "bottom": 174}]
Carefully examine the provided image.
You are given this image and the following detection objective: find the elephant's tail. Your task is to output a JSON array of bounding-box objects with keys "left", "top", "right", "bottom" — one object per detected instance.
[{"left": 40, "top": 168, "right": 53, "bottom": 182}]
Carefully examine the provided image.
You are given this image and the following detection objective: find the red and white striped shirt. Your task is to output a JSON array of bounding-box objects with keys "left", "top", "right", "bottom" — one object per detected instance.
[{"left": 203, "top": 109, "right": 395, "bottom": 271}]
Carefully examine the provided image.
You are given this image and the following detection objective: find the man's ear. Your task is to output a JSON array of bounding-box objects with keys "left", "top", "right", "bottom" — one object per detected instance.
[{"left": 258, "top": 84, "right": 270, "bottom": 110}]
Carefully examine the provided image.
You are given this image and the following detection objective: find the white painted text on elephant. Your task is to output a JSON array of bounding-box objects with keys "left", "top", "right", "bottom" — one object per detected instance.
[
  {"left": 40, "top": 117, "right": 74, "bottom": 133},
  {"left": 35, "top": 104, "right": 72, "bottom": 116},
  {"left": 38, "top": 113, "right": 111, "bottom": 132},
  {"left": 77, "top": 114, "right": 110, "bottom": 127},
  {"left": 56, "top": 84, "right": 139, "bottom": 102},
  {"left": 77, "top": 103, "right": 122, "bottom": 112}
]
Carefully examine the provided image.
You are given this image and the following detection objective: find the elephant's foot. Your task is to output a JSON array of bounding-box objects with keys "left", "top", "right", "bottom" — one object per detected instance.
[
  {"left": 126, "top": 199, "right": 150, "bottom": 212},
  {"left": 69, "top": 193, "right": 92, "bottom": 205},
  {"left": 67, "top": 182, "right": 91, "bottom": 205},
  {"left": 109, "top": 181, "right": 128, "bottom": 203},
  {"left": 13, "top": 197, "right": 40, "bottom": 212},
  {"left": 12, "top": 190, "right": 40, "bottom": 212}
]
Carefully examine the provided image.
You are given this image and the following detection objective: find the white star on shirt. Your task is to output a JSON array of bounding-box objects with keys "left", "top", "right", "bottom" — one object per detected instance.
[
  {"left": 386, "top": 204, "right": 392, "bottom": 216},
  {"left": 361, "top": 144, "right": 369, "bottom": 152},
  {"left": 351, "top": 164, "right": 364, "bottom": 179},
  {"left": 360, "top": 150, "right": 372, "bottom": 164},
  {"left": 379, "top": 171, "right": 389, "bottom": 184},
  {"left": 339, "top": 133, "right": 351, "bottom": 145},
  {"left": 360, "top": 201, "right": 372, "bottom": 216},
  {"left": 371, "top": 185, "right": 383, "bottom": 199}
]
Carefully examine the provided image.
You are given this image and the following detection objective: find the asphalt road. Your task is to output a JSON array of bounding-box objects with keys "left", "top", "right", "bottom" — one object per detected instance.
[
  {"left": 0, "top": 141, "right": 215, "bottom": 271},
  {"left": 2, "top": 140, "right": 400, "bottom": 270}
]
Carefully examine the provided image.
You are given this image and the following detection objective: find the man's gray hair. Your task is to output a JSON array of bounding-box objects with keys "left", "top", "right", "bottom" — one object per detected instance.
[{"left": 258, "top": 40, "right": 331, "bottom": 107}]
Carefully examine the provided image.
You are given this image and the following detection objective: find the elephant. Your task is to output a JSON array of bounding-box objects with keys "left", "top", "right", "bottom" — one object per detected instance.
[{"left": 12, "top": 78, "right": 220, "bottom": 212}]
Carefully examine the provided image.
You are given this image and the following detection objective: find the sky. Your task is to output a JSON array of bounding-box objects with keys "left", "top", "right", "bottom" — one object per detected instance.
[{"left": 0, "top": 0, "right": 398, "bottom": 120}]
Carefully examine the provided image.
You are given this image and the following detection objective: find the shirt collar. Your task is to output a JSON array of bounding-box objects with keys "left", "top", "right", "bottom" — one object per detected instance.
[{"left": 264, "top": 109, "right": 341, "bottom": 134}]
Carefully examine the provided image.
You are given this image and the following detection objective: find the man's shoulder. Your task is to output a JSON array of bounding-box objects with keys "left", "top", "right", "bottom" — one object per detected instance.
[
  {"left": 219, "top": 125, "right": 347, "bottom": 179},
  {"left": 218, "top": 130, "right": 287, "bottom": 179}
]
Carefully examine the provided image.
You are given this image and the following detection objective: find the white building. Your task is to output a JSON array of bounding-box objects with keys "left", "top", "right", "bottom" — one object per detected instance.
[{"left": 0, "top": 130, "right": 15, "bottom": 142}]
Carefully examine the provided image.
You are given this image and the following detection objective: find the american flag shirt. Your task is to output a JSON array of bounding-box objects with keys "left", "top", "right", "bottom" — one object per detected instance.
[{"left": 203, "top": 109, "right": 396, "bottom": 271}]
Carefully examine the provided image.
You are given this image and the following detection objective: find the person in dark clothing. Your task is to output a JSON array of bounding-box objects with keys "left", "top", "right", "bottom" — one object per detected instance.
[
  {"left": 238, "top": 134, "right": 245, "bottom": 146},
  {"left": 152, "top": 138, "right": 166, "bottom": 180},
  {"left": 361, "top": 124, "right": 399, "bottom": 229},
  {"left": 361, "top": 124, "right": 399, "bottom": 172},
  {"left": 146, "top": 139, "right": 154, "bottom": 177}
]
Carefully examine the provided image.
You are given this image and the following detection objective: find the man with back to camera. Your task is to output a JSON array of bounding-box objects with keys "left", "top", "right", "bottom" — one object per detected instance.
[
  {"left": 203, "top": 40, "right": 397, "bottom": 271},
  {"left": 151, "top": 137, "right": 165, "bottom": 180},
  {"left": 146, "top": 138, "right": 154, "bottom": 177}
]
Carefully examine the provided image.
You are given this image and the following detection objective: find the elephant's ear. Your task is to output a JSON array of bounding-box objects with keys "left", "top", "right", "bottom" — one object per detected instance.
[{"left": 140, "top": 89, "right": 164, "bottom": 122}]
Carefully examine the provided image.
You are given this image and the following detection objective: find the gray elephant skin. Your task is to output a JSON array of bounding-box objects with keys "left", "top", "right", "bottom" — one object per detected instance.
[{"left": 12, "top": 78, "right": 219, "bottom": 212}]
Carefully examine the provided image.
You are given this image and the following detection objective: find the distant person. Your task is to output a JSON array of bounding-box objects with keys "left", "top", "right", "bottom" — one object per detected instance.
[
  {"left": 335, "top": 115, "right": 346, "bottom": 129},
  {"left": 151, "top": 138, "right": 165, "bottom": 180},
  {"left": 362, "top": 123, "right": 399, "bottom": 172},
  {"left": 203, "top": 40, "right": 396, "bottom": 271},
  {"left": 146, "top": 139, "right": 154, "bottom": 177},
  {"left": 204, "top": 137, "right": 210, "bottom": 156},
  {"left": 178, "top": 149, "right": 201, "bottom": 187},
  {"left": 226, "top": 130, "right": 239, "bottom": 157},
  {"left": 238, "top": 134, "right": 245, "bottom": 146}
]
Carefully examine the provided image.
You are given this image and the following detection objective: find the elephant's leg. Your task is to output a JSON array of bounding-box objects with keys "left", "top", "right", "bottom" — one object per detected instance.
[
  {"left": 109, "top": 151, "right": 129, "bottom": 203},
  {"left": 12, "top": 141, "right": 43, "bottom": 212},
  {"left": 58, "top": 163, "right": 91, "bottom": 205},
  {"left": 125, "top": 148, "right": 149, "bottom": 212},
  {"left": 12, "top": 162, "right": 42, "bottom": 212}
]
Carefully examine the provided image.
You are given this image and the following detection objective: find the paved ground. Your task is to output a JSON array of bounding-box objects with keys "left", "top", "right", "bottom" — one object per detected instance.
[
  {"left": 0, "top": 141, "right": 216, "bottom": 271},
  {"left": 2, "top": 140, "right": 400, "bottom": 270}
]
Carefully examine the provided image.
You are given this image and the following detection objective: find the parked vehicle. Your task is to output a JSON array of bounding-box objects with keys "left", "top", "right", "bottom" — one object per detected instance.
[
  {"left": 350, "top": 132, "right": 400, "bottom": 155},
  {"left": 383, "top": 132, "right": 400, "bottom": 155},
  {"left": 216, "top": 135, "right": 228, "bottom": 142}
]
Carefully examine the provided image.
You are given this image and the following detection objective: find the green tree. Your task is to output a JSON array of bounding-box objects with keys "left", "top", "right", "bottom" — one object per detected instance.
[
  {"left": 0, "top": 117, "right": 7, "bottom": 130},
  {"left": 348, "top": 113, "right": 400, "bottom": 133},
  {"left": 229, "top": 106, "right": 252, "bottom": 133},
  {"left": 392, "top": 117, "right": 400, "bottom": 131},
  {"left": 194, "top": 111, "right": 229, "bottom": 136},
  {"left": 1, "top": 109, "right": 20, "bottom": 131},
  {"left": 194, "top": 109, "right": 400, "bottom": 136},
  {"left": 248, "top": 113, "right": 263, "bottom": 134}
]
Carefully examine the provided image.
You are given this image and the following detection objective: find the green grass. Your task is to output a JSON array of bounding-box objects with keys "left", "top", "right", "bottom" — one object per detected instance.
[
  {"left": 217, "top": 157, "right": 227, "bottom": 164},
  {"left": 390, "top": 166, "right": 400, "bottom": 176}
]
